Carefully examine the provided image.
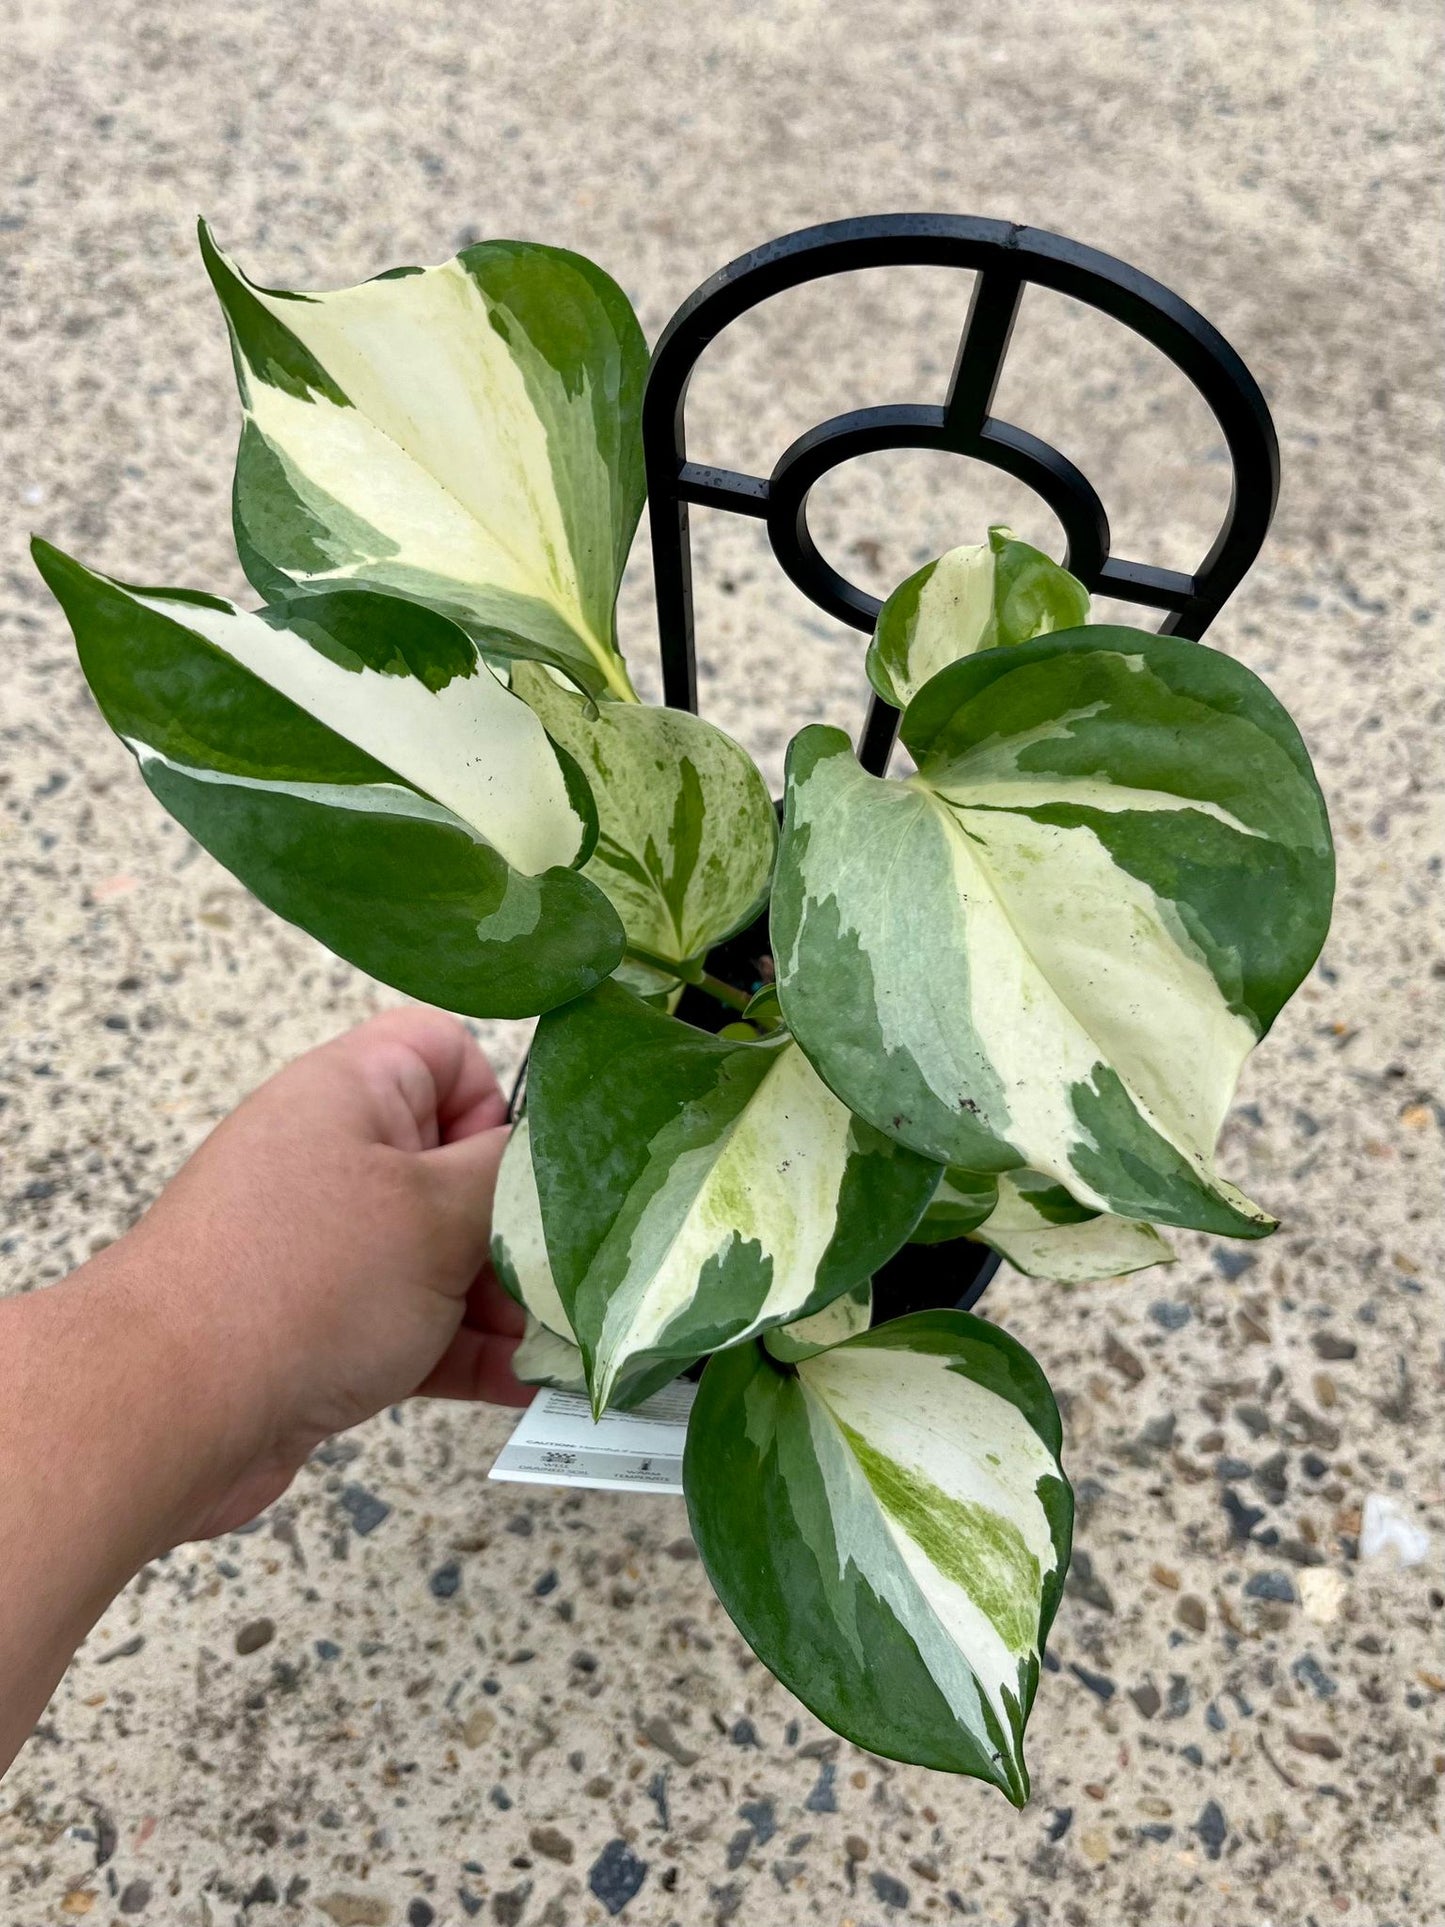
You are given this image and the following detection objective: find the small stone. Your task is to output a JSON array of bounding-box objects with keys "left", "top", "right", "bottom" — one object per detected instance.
[
  {"left": 1068, "top": 1662, "right": 1116, "bottom": 1701},
  {"left": 1244, "top": 1570, "right": 1297, "bottom": 1603},
  {"left": 1193, "top": 1800, "right": 1228, "bottom": 1861},
  {"left": 462, "top": 1706, "right": 496, "bottom": 1748},
  {"left": 1139, "top": 1823, "right": 1174, "bottom": 1843},
  {"left": 729, "top": 1717, "right": 760, "bottom": 1747},
  {"left": 315, "top": 1899, "right": 390, "bottom": 1927},
  {"left": 118, "top": 1882, "right": 151, "bottom": 1916},
  {"left": 235, "top": 1618, "right": 275, "bottom": 1657},
  {"left": 737, "top": 1798, "right": 777, "bottom": 1848},
  {"left": 1176, "top": 1595, "right": 1207, "bottom": 1632},
  {"left": 492, "top": 1886, "right": 530, "bottom": 1927},
  {"left": 1287, "top": 1728, "right": 1342, "bottom": 1760},
  {"left": 1215, "top": 1456, "right": 1253, "bottom": 1482},
  {"left": 1302, "top": 1452, "right": 1330, "bottom": 1479},
  {"left": 1151, "top": 1563, "right": 1181, "bottom": 1590},
  {"left": 1066, "top": 1549, "right": 1115, "bottom": 1614},
  {"left": 1299, "top": 1567, "right": 1347, "bottom": 1625},
  {"left": 1129, "top": 1680, "right": 1161, "bottom": 1719},
  {"left": 665, "top": 1537, "right": 698, "bottom": 1561},
  {"left": 339, "top": 1485, "right": 391, "bottom": 1536},
  {"left": 489, "top": 1786, "right": 513, "bottom": 1811},
  {"left": 1139, "top": 1412, "right": 1177, "bottom": 1450},
  {"left": 529, "top": 1826, "right": 574, "bottom": 1864},
  {"left": 429, "top": 1561, "right": 461, "bottom": 1599},
  {"left": 1104, "top": 1334, "right": 1146, "bottom": 1384},
  {"left": 588, "top": 1839, "right": 648, "bottom": 1916},
  {"left": 1292, "top": 1654, "right": 1338, "bottom": 1699},
  {"left": 244, "top": 1875, "right": 279, "bottom": 1906},
  {"left": 1205, "top": 1700, "right": 1225, "bottom": 1731},
  {"left": 1212, "top": 1247, "right": 1255, "bottom": 1280},
  {"left": 315, "top": 1639, "right": 342, "bottom": 1661},
  {"left": 1222, "top": 1488, "right": 1266, "bottom": 1542},
  {"left": 407, "top": 1904, "right": 435, "bottom": 1927},
  {"left": 1045, "top": 1807, "right": 1073, "bottom": 1842},
  {"left": 1080, "top": 1830, "right": 1111, "bottom": 1866},
  {"left": 845, "top": 1834, "right": 869, "bottom": 1860},
  {"left": 804, "top": 1763, "right": 838, "bottom": 1813},
  {"left": 1311, "top": 1331, "right": 1357, "bottom": 1360},
  {"left": 96, "top": 1634, "right": 145, "bottom": 1665},
  {"left": 532, "top": 1568, "right": 559, "bottom": 1596},
  {"left": 1234, "top": 1403, "right": 1271, "bottom": 1438},
  {"left": 638, "top": 1715, "right": 698, "bottom": 1766},
  {"left": 869, "top": 1871, "right": 911, "bottom": 1910},
  {"left": 1148, "top": 1300, "right": 1191, "bottom": 1331},
  {"left": 725, "top": 1828, "right": 753, "bottom": 1871},
  {"left": 457, "top": 1893, "right": 483, "bottom": 1920}
]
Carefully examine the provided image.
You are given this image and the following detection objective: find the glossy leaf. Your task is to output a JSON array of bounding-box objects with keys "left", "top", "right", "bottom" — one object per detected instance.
[
  {"left": 774, "top": 629, "right": 1334, "bottom": 1237},
  {"left": 512, "top": 662, "right": 776, "bottom": 974},
  {"left": 201, "top": 224, "right": 648, "bottom": 701},
  {"left": 908, "top": 1167, "right": 1000, "bottom": 1245},
  {"left": 685, "top": 1311, "right": 1072, "bottom": 1799},
  {"left": 34, "top": 544, "right": 624, "bottom": 1017},
  {"left": 866, "top": 527, "right": 1090, "bottom": 711},
  {"left": 527, "top": 981, "right": 942, "bottom": 1413},
  {"left": 764, "top": 1279, "right": 873, "bottom": 1363}
]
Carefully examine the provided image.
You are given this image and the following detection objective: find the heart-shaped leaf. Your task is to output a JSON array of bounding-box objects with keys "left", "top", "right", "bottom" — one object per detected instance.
[
  {"left": 35, "top": 544, "right": 623, "bottom": 1017},
  {"left": 512, "top": 662, "right": 776, "bottom": 979},
  {"left": 866, "top": 528, "right": 1090, "bottom": 711},
  {"left": 527, "top": 981, "right": 941, "bottom": 1412},
  {"left": 912, "top": 1169, "right": 1175, "bottom": 1281},
  {"left": 685, "top": 1311, "right": 1072, "bottom": 1799},
  {"left": 774, "top": 629, "right": 1333, "bottom": 1235},
  {"left": 201, "top": 225, "right": 648, "bottom": 701}
]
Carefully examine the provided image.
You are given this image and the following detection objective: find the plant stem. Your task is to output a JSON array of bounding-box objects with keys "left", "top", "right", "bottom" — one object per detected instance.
[{"left": 623, "top": 947, "right": 751, "bottom": 1014}]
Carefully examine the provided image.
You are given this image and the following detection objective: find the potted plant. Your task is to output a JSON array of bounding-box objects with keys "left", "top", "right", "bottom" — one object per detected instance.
[{"left": 32, "top": 229, "right": 1334, "bottom": 1803}]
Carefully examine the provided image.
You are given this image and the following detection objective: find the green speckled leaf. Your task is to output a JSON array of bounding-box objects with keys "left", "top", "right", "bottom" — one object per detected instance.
[
  {"left": 512, "top": 662, "right": 776, "bottom": 973},
  {"left": 685, "top": 1311, "right": 1072, "bottom": 1799}
]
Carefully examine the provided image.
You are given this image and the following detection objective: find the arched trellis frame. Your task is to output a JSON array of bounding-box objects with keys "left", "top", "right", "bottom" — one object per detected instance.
[{"left": 642, "top": 212, "right": 1280, "bottom": 774}]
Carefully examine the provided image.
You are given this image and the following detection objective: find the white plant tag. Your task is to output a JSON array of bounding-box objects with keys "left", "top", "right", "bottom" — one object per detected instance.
[{"left": 489, "top": 1380, "right": 697, "bottom": 1495}]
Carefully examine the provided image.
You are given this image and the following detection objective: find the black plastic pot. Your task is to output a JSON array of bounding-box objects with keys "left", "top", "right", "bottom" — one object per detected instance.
[{"left": 675, "top": 904, "right": 1000, "bottom": 1323}]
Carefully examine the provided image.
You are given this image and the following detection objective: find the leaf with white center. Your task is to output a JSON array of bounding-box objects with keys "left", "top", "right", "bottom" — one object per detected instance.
[
  {"left": 512, "top": 662, "right": 777, "bottom": 972},
  {"left": 774, "top": 629, "right": 1334, "bottom": 1236},
  {"left": 35, "top": 543, "right": 624, "bottom": 1017},
  {"left": 866, "top": 527, "right": 1090, "bottom": 710},
  {"left": 764, "top": 1280, "right": 873, "bottom": 1363},
  {"left": 201, "top": 224, "right": 647, "bottom": 702},
  {"left": 684, "top": 1310, "right": 1072, "bottom": 1797},
  {"left": 528, "top": 981, "right": 942, "bottom": 1414}
]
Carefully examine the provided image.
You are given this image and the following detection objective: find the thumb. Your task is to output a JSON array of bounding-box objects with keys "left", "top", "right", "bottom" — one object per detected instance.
[{"left": 416, "top": 1123, "right": 511, "bottom": 1291}]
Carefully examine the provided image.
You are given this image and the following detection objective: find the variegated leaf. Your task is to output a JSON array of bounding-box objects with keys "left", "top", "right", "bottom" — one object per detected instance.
[
  {"left": 764, "top": 1279, "right": 873, "bottom": 1363},
  {"left": 774, "top": 630, "right": 1334, "bottom": 1237},
  {"left": 684, "top": 1311, "right": 1072, "bottom": 1797},
  {"left": 512, "top": 1316, "right": 588, "bottom": 1393},
  {"left": 866, "top": 527, "right": 1090, "bottom": 710},
  {"left": 495, "top": 1119, "right": 693, "bottom": 1407},
  {"left": 908, "top": 1167, "right": 1000, "bottom": 1245},
  {"left": 200, "top": 224, "right": 647, "bottom": 702},
  {"left": 976, "top": 1173, "right": 1174, "bottom": 1282},
  {"left": 528, "top": 981, "right": 942, "bottom": 1413},
  {"left": 34, "top": 544, "right": 624, "bottom": 1017},
  {"left": 512, "top": 661, "right": 777, "bottom": 974}
]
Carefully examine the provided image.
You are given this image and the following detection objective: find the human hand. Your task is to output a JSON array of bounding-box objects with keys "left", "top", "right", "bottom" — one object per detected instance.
[{"left": 121, "top": 1005, "right": 532, "bottom": 1543}]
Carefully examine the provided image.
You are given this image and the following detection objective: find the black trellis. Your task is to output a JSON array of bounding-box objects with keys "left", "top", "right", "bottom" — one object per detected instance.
[{"left": 643, "top": 212, "right": 1280, "bottom": 776}]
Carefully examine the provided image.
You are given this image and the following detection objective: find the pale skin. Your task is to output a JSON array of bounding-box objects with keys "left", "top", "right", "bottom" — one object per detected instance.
[{"left": 0, "top": 1007, "right": 532, "bottom": 1775}]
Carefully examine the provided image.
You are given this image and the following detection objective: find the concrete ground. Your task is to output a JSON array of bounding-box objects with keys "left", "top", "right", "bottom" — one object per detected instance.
[{"left": 2, "top": 0, "right": 1442, "bottom": 1921}]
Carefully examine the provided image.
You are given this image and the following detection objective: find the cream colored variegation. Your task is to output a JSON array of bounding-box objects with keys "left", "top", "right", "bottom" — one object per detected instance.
[
  {"left": 587, "top": 1041, "right": 860, "bottom": 1411},
  {"left": 513, "top": 1316, "right": 587, "bottom": 1392},
  {"left": 127, "top": 589, "right": 587, "bottom": 874},
  {"left": 866, "top": 527, "right": 1091, "bottom": 710},
  {"left": 975, "top": 1175, "right": 1175, "bottom": 1282},
  {"left": 764, "top": 1280, "right": 873, "bottom": 1363},
  {"left": 491, "top": 1116, "right": 572, "bottom": 1336},
  {"left": 203, "top": 228, "right": 643, "bottom": 701},
  {"left": 513, "top": 661, "right": 776, "bottom": 970}
]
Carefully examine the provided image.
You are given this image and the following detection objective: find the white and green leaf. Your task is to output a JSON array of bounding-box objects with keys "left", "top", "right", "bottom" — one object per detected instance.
[
  {"left": 34, "top": 543, "right": 624, "bottom": 1017},
  {"left": 774, "top": 628, "right": 1334, "bottom": 1237},
  {"left": 685, "top": 1311, "right": 1072, "bottom": 1798},
  {"left": 200, "top": 224, "right": 648, "bottom": 702},
  {"left": 908, "top": 1167, "right": 1001, "bottom": 1245},
  {"left": 512, "top": 662, "right": 777, "bottom": 974},
  {"left": 764, "top": 1279, "right": 873, "bottom": 1363},
  {"left": 527, "top": 980, "right": 942, "bottom": 1413},
  {"left": 512, "top": 1316, "right": 588, "bottom": 1394},
  {"left": 866, "top": 527, "right": 1090, "bottom": 711}
]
